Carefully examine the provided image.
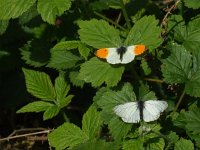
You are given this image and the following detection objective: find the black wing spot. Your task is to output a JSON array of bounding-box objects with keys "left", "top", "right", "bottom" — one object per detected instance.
[
  {"left": 137, "top": 101, "right": 144, "bottom": 121},
  {"left": 117, "top": 46, "right": 127, "bottom": 61}
]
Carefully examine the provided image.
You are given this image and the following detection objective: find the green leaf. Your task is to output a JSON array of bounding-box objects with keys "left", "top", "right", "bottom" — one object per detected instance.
[
  {"left": 0, "top": 0, "right": 36, "bottom": 19},
  {"left": 183, "top": 0, "right": 200, "bottom": 9},
  {"left": 55, "top": 75, "right": 70, "bottom": 102},
  {"left": 174, "top": 17, "right": 200, "bottom": 52},
  {"left": 52, "top": 41, "right": 80, "bottom": 51},
  {"left": 37, "top": 0, "right": 72, "bottom": 24},
  {"left": 146, "top": 138, "right": 165, "bottom": 150},
  {"left": 69, "top": 71, "right": 85, "bottom": 88},
  {"left": 141, "top": 59, "right": 151, "bottom": 76},
  {"left": 59, "top": 95, "right": 74, "bottom": 108},
  {"left": 43, "top": 105, "right": 60, "bottom": 120},
  {"left": 72, "top": 140, "right": 120, "bottom": 150},
  {"left": 0, "top": 20, "right": 9, "bottom": 35},
  {"left": 82, "top": 105, "right": 102, "bottom": 139},
  {"left": 20, "top": 40, "right": 50, "bottom": 67},
  {"left": 47, "top": 48, "right": 81, "bottom": 70},
  {"left": 123, "top": 139, "right": 144, "bottom": 150},
  {"left": 78, "top": 57, "right": 124, "bottom": 87},
  {"left": 162, "top": 43, "right": 192, "bottom": 83},
  {"left": 17, "top": 101, "right": 54, "bottom": 113},
  {"left": 78, "top": 19, "right": 122, "bottom": 48},
  {"left": 78, "top": 43, "right": 91, "bottom": 60},
  {"left": 48, "top": 123, "right": 89, "bottom": 149},
  {"left": 175, "top": 138, "right": 194, "bottom": 150},
  {"left": 125, "top": 15, "right": 162, "bottom": 50},
  {"left": 23, "top": 68, "right": 56, "bottom": 101}
]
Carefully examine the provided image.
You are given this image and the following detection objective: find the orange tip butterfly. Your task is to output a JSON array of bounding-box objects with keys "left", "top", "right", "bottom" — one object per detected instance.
[
  {"left": 96, "top": 45, "right": 146, "bottom": 64},
  {"left": 113, "top": 100, "right": 168, "bottom": 123}
]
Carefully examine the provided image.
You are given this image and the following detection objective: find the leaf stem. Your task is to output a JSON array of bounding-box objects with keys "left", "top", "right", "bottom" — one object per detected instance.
[
  {"left": 94, "top": 11, "right": 128, "bottom": 32},
  {"left": 173, "top": 88, "right": 186, "bottom": 114},
  {"left": 62, "top": 111, "right": 69, "bottom": 122},
  {"left": 144, "top": 77, "right": 164, "bottom": 83},
  {"left": 120, "top": 0, "right": 131, "bottom": 30}
]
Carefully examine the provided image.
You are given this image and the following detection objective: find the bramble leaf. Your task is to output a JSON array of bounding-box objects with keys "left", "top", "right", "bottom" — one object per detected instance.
[
  {"left": 69, "top": 71, "right": 85, "bottom": 88},
  {"left": 37, "top": 0, "right": 71, "bottom": 24},
  {"left": 17, "top": 101, "right": 54, "bottom": 113},
  {"left": 123, "top": 139, "right": 144, "bottom": 150},
  {"left": 48, "top": 123, "right": 89, "bottom": 149},
  {"left": 175, "top": 138, "right": 194, "bottom": 150},
  {"left": 22, "top": 68, "right": 55, "bottom": 101},
  {"left": 43, "top": 105, "right": 60, "bottom": 120},
  {"left": 78, "top": 57, "right": 124, "bottom": 87},
  {"left": 0, "top": 0, "right": 36, "bottom": 19},
  {"left": 82, "top": 105, "right": 102, "bottom": 139},
  {"left": 183, "top": 0, "right": 200, "bottom": 9},
  {"left": 125, "top": 15, "right": 162, "bottom": 50},
  {"left": 78, "top": 19, "right": 122, "bottom": 48}
]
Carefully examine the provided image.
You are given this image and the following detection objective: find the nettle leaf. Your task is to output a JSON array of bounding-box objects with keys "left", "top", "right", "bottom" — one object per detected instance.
[
  {"left": 20, "top": 40, "right": 50, "bottom": 67},
  {"left": 17, "top": 101, "right": 54, "bottom": 113},
  {"left": 78, "top": 19, "right": 122, "bottom": 48},
  {"left": 0, "top": 20, "right": 9, "bottom": 35},
  {"left": 69, "top": 71, "right": 85, "bottom": 88},
  {"left": 183, "top": 0, "right": 200, "bottom": 9},
  {"left": 123, "top": 139, "right": 144, "bottom": 150},
  {"left": 47, "top": 48, "right": 81, "bottom": 70},
  {"left": 97, "top": 83, "right": 135, "bottom": 140},
  {"left": 82, "top": 105, "right": 102, "bottom": 139},
  {"left": 37, "top": 0, "right": 72, "bottom": 24},
  {"left": 43, "top": 105, "right": 60, "bottom": 120},
  {"left": 125, "top": 15, "right": 162, "bottom": 50},
  {"left": 175, "top": 138, "right": 194, "bottom": 150},
  {"left": 78, "top": 57, "right": 124, "bottom": 87},
  {"left": 48, "top": 123, "right": 89, "bottom": 149},
  {"left": 23, "top": 68, "right": 55, "bottom": 101},
  {"left": 162, "top": 43, "right": 192, "bottom": 83},
  {"left": 174, "top": 17, "right": 200, "bottom": 52},
  {"left": 0, "top": 0, "right": 36, "bottom": 19}
]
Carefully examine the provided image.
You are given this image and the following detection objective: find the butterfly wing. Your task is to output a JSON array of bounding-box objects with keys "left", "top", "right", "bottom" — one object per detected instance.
[
  {"left": 106, "top": 48, "right": 121, "bottom": 64},
  {"left": 120, "top": 46, "right": 135, "bottom": 64},
  {"left": 143, "top": 100, "right": 168, "bottom": 122},
  {"left": 113, "top": 102, "right": 140, "bottom": 123}
]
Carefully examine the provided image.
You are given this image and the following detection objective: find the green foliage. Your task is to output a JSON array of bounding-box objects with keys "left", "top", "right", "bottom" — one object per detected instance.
[
  {"left": 0, "top": 20, "right": 8, "bottom": 35},
  {"left": 78, "top": 57, "right": 124, "bottom": 87},
  {"left": 175, "top": 138, "right": 194, "bottom": 150},
  {"left": 183, "top": 0, "right": 200, "bottom": 9}
]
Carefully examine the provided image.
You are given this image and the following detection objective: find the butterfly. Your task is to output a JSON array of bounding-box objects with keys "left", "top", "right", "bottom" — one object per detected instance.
[
  {"left": 113, "top": 100, "right": 168, "bottom": 123},
  {"left": 95, "top": 45, "right": 146, "bottom": 64}
]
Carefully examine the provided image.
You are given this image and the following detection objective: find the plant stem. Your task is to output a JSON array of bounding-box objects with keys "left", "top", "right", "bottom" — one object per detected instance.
[
  {"left": 173, "top": 88, "right": 186, "bottom": 114},
  {"left": 63, "top": 111, "right": 69, "bottom": 122},
  {"left": 144, "top": 77, "right": 164, "bottom": 83},
  {"left": 94, "top": 11, "right": 128, "bottom": 32},
  {"left": 120, "top": 0, "right": 131, "bottom": 30}
]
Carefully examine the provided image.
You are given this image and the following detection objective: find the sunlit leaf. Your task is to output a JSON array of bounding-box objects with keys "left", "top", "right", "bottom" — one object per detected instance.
[
  {"left": 175, "top": 138, "right": 194, "bottom": 150},
  {"left": 183, "top": 0, "right": 200, "bottom": 9},
  {"left": 43, "top": 105, "right": 60, "bottom": 120}
]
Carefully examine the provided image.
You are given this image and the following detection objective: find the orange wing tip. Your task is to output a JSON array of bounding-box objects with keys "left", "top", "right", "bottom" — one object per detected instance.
[
  {"left": 96, "top": 48, "right": 109, "bottom": 59},
  {"left": 134, "top": 45, "right": 146, "bottom": 56}
]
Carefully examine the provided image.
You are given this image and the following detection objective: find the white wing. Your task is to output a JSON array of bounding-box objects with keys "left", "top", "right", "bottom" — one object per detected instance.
[
  {"left": 143, "top": 100, "right": 168, "bottom": 122},
  {"left": 120, "top": 46, "right": 136, "bottom": 64},
  {"left": 113, "top": 102, "right": 140, "bottom": 123},
  {"left": 106, "top": 48, "right": 121, "bottom": 64}
]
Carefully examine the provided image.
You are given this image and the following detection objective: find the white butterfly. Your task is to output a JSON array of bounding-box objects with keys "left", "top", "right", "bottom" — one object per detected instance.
[
  {"left": 96, "top": 45, "right": 146, "bottom": 64},
  {"left": 113, "top": 100, "right": 168, "bottom": 123}
]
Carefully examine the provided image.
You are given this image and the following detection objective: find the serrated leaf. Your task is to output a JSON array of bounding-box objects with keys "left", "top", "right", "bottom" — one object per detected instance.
[
  {"left": 48, "top": 123, "right": 89, "bottom": 149},
  {"left": 52, "top": 41, "right": 80, "bottom": 51},
  {"left": 82, "top": 105, "right": 102, "bottom": 139},
  {"left": 123, "top": 139, "right": 144, "bottom": 150},
  {"left": 17, "top": 101, "right": 54, "bottom": 113},
  {"left": 183, "top": 0, "right": 200, "bottom": 9},
  {"left": 146, "top": 138, "right": 165, "bottom": 150},
  {"left": 125, "top": 15, "right": 162, "bottom": 50},
  {"left": 78, "top": 57, "right": 124, "bottom": 87},
  {"left": 69, "top": 71, "right": 85, "bottom": 88},
  {"left": 162, "top": 43, "right": 192, "bottom": 83},
  {"left": 43, "top": 105, "right": 60, "bottom": 120},
  {"left": 141, "top": 59, "right": 151, "bottom": 75},
  {"left": 55, "top": 75, "right": 70, "bottom": 102},
  {"left": 0, "top": 20, "right": 9, "bottom": 35},
  {"left": 167, "top": 131, "right": 179, "bottom": 143},
  {"left": 59, "top": 95, "right": 74, "bottom": 108},
  {"left": 20, "top": 40, "right": 50, "bottom": 67},
  {"left": 78, "top": 43, "right": 91, "bottom": 60},
  {"left": 0, "top": 0, "right": 36, "bottom": 20},
  {"left": 47, "top": 48, "right": 81, "bottom": 70},
  {"left": 37, "top": 0, "right": 71, "bottom": 24},
  {"left": 72, "top": 140, "right": 120, "bottom": 150},
  {"left": 23, "top": 68, "right": 55, "bottom": 101},
  {"left": 174, "top": 17, "right": 200, "bottom": 52},
  {"left": 175, "top": 138, "right": 194, "bottom": 150},
  {"left": 78, "top": 19, "right": 122, "bottom": 48}
]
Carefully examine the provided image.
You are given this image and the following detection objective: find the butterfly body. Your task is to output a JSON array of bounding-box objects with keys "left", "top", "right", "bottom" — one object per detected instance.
[
  {"left": 114, "top": 100, "right": 168, "bottom": 123},
  {"left": 96, "top": 45, "right": 146, "bottom": 64}
]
